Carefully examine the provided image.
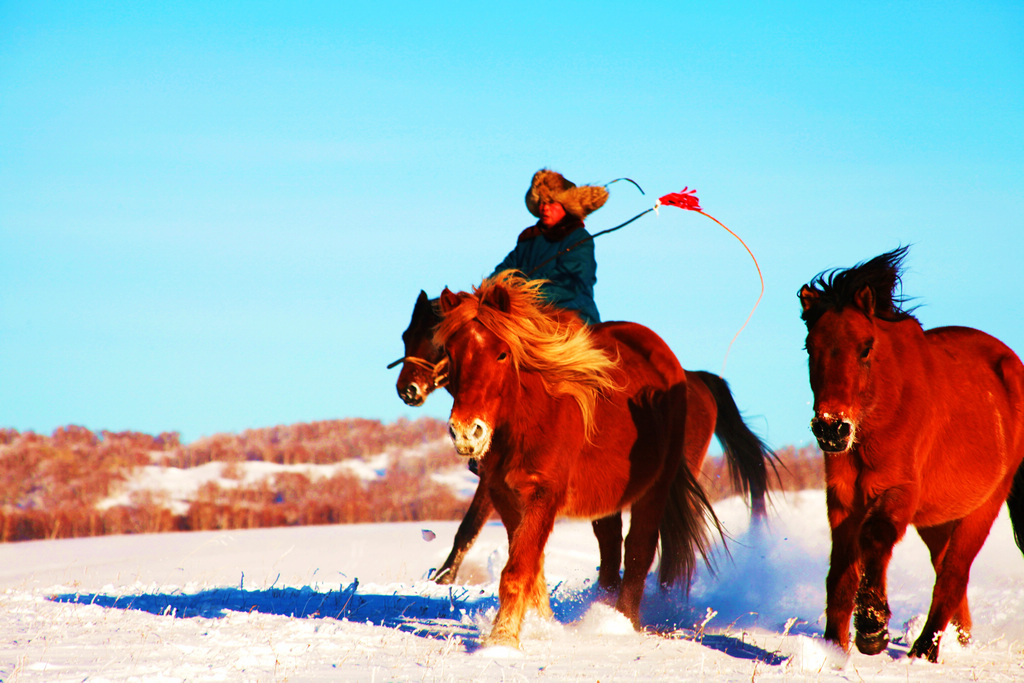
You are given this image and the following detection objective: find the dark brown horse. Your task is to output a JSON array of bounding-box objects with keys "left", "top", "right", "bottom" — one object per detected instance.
[
  {"left": 799, "top": 246, "right": 1024, "bottom": 661},
  {"left": 434, "top": 272, "right": 775, "bottom": 646},
  {"left": 392, "top": 288, "right": 774, "bottom": 589},
  {"left": 392, "top": 291, "right": 449, "bottom": 408}
]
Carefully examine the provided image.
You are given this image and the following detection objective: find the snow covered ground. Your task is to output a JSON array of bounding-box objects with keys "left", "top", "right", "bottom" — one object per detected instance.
[{"left": 1, "top": 490, "right": 1022, "bottom": 682}]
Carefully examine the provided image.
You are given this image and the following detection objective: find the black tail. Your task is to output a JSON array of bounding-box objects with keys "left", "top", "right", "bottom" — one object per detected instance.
[
  {"left": 659, "top": 448, "right": 722, "bottom": 587},
  {"left": 1008, "top": 461, "right": 1024, "bottom": 555},
  {"left": 693, "top": 370, "right": 778, "bottom": 519},
  {"left": 653, "top": 382, "right": 722, "bottom": 588}
]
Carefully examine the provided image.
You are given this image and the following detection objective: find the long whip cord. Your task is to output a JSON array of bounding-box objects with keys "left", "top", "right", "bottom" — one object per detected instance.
[
  {"left": 533, "top": 185, "right": 764, "bottom": 374},
  {"left": 651, "top": 188, "right": 764, "bottom": 375},
  {"left": 693, "top": 208, "right": 764, "bottom": 375}
]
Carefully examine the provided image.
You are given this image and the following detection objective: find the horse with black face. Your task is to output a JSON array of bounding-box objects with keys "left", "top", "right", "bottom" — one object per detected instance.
[
  {"left": 392, "top": 287, "right": 775, "bottom": 589},
  {"left": 799, "top": 246, "right": 1024, "bottom": 662},
  {"left": 392, "top": 290, "right": 449, "bottom": 408},
  {"left": 434, "top": 272, "right": 775, "bottom": 647}
]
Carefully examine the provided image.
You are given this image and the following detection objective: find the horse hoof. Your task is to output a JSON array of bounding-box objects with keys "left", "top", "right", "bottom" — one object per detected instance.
[
  {"left": 595, "top": 583, "right": 620, "bottom": 606},
  {"left": 596, "top": 574, "right": 621, "bottom": 596},
  {"left": 908, "top": 636, "right": 940, "bottom": 663},
  {"left": 854, "top": 629, "right": 889, "bottom": 656},
  {"left": 853, "top": 598, "right": 891, "bottom": 656},
  {"left": 483, "top": 631, "right": 520, "bottom": 650}
]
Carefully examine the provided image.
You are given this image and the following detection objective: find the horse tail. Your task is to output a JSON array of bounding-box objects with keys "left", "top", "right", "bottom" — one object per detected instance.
[
  {"left": 693, "top": 370, "right": 779, "bottom": 519},
  {"left": 658, "top": 452, "right": 722, "bottom": 587},
  {"left": 658, "top": 382, "right": 722, "bottom": 587},
  {"left": 1007, "top": 460, "right": 1024, "bottom": 555}
]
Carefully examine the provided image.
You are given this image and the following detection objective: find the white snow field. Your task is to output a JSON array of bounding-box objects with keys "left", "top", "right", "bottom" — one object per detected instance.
[{"left": 1, "top": 490, "right": 1022, "bottom": 682}]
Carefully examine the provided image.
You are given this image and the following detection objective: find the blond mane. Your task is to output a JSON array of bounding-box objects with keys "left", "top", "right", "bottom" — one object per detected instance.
[{"left": 434, "top": 271, "right": 620, "bottom": 437}]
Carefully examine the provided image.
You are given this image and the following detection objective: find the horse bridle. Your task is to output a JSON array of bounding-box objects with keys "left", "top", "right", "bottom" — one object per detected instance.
[{"left": 386, "top": 354, "right": 450, "bottom": 389}]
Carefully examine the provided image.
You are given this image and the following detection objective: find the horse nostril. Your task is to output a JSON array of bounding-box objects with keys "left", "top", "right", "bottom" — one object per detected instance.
[
  {"left": 472, "top": 423, "right": 484, "bottom": 440},
  {"left": 399, "top": 384, "right": 423, "bottom": 405},
  {"left": 811, "top": 415, "right": 853, "bottom": 450}
]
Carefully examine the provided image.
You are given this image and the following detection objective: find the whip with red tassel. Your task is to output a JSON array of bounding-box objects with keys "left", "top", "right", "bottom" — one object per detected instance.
[
  {"left": 654, "top": 188, "right": 764, "bottom": 375},
  {"left": 528, "top": 184, "right": 764, "bottom": 373}
]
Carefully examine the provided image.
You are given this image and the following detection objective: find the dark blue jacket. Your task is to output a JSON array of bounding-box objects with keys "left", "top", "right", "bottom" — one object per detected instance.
[{"left": 491, "top": 216, "right": 600, "bottom": 324}]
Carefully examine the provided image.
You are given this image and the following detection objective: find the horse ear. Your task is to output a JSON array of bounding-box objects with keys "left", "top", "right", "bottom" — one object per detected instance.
[
  {"left": 438, "top": 288, "right": 460, "bottom": 313},
  {"left": 853, "top": 285, "right": 875, "bottom": 315},
  {"left": 798, "top": 285, "right": 818, "bottom": 313},
  {"left": 414, "top": 290, "right": 430, "bottom": 313},
  {"left": 487, "top": 285, "right": 512, "bottom": 313}
]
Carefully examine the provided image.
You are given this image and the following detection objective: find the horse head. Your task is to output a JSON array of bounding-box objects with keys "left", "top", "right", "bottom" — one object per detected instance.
[
  {"left": 393, "top": 290, "right": 447, "bottom": 407},
  {"left": 800, "top": 284, "right": 879, "bottom": 452},
  {"left": 799, "top": 247, "right": 913, "bottom": 454},
  {"left": 436, "top": 273, "right": 618, "bottom": 461},
  {"left": 436, "top": 285, "right": 517, "bottom": 459}
]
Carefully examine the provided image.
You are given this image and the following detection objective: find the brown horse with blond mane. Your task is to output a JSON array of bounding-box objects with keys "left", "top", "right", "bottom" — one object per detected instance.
[
  {"left": 800, "top": 246, "right": 1024, "bottom": 662},
  {"left": 392, "top": 288, "right": 774, "bottom": 589},
  {"left": 435, "top": 271, "right": 774, "bottom": 647}
]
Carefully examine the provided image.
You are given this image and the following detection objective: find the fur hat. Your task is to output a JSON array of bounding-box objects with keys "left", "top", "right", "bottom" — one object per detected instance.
[{"left": 525, "top": 169, "right": 609, "bottom": 219}]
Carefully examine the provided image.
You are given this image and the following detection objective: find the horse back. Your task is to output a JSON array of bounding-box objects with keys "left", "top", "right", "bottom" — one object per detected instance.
[
  {"left": 925, "top": 325, "right": 1024, "bottom": 422},
  {"left": 915, "top": 325, "right": 1024, "bottom": 519},
  {"left": 591, "top": 321, "right": 687, "bottom": 388}
]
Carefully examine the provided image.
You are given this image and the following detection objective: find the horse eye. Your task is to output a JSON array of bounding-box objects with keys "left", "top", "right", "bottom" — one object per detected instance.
[
  {"left": 860, "top": 342, "right": 873, "bottom": 360},
  {"left": 497, "top": 351, "right": 508, "bottom": 362}
]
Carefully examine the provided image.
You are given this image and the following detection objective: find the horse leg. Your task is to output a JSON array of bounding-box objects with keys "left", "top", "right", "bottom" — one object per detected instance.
[
  {"left": 529, "top": 554, "right": 553, "bottom": 619},
  {"left": 617, "top": 442, "right": 689, "bottom": 631},
  {"left": 503, "top": 493, "right": 552, "bottom": 620},
  {"left": 592, "top": 513, "right": 623, "bottom": 595},
  {"left": 486, "top": 498, "right": 558, "bottom": 648},
  {"left": 617, "top": 497, "right": 663, "bottom": 628},
  {"left": 916, "top": 522, "right": 971, "bottom": 644},
  {"left": 853, "top": 492, "right": 912, "bottom": 656},
  {"left": 824, "top": 508, "right": 862, "bottom": 652},
  {"left": 909, "top": 494, "right": 1006, "bottom": 662},
  {"left": 434, "top": 481, "right": 494, "bottom": 584}
]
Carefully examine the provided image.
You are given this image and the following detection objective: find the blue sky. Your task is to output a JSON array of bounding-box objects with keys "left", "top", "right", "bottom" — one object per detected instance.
[{"left": 2, "top": 1, "right": 1022, "bottom": 449}]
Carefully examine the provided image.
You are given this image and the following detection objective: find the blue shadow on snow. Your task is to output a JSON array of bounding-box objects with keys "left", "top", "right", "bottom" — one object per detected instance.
[{"left": 50, "top": 579, "right": 784, "bottom": 664}]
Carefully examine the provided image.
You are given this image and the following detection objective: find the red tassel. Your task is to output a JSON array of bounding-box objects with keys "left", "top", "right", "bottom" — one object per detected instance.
[{"left": 657, "top": 187, "right": 701, "bottom": 211}]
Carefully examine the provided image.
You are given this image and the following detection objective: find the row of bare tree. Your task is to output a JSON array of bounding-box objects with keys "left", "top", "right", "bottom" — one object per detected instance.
[{"left": 0, "top": 419, "right": 823, "bottom": 543}]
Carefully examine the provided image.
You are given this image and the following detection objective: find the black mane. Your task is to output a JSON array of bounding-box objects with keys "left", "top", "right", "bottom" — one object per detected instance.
[{"left": 800, "top": 246, "right": 918, "bottom": 328}]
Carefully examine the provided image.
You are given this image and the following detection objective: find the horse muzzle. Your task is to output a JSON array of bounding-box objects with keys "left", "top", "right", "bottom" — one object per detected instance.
[
  {"left": 398, "top": 382, "right": 426, "bottom": 407},
  {"left": 448, "top": 417, "right": 492, "bottom": 458},
  {"left": 811, "top": 414, "right": 854, "bottom": 453}
]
